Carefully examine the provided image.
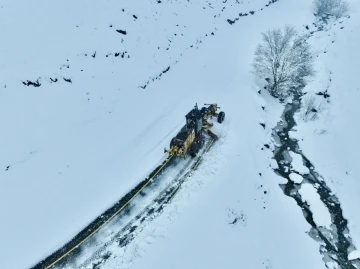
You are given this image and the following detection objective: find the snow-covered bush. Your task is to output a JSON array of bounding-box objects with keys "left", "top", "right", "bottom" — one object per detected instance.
[
  {"left": 314, "top": 0, "right": 349, "bottom": 18},
  {"left": 253, "top": 26, "right": 314, "bottom": 99},
  {"left": 301, "top": 94, "right": 325, "bottom": 121}
]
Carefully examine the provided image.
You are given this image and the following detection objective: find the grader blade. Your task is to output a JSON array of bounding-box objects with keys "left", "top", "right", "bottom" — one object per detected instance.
[{"left": 207, "top": 130, "right": 219, "bottom": 141}]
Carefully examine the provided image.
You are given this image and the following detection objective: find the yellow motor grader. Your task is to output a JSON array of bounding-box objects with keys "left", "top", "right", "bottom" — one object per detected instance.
[{"left": 165, "top": 104, "right": 225, "bottom": 157}]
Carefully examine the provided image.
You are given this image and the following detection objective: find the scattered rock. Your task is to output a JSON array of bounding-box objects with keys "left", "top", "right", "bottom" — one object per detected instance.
[
  {"left": 227, "top": 19, "right": 235, "bottom": 25},
  {"left": 116, "top": 29, "right": 127, "bottom": 35},
  {"left": 22, "top": 79, "right": 41, "bottom": 87},
  {"left": 316, "top": 90, "right": 330, "bottom": 99},
  {"left": 162, "top": 66, "right": 170, "bottom": 73}
]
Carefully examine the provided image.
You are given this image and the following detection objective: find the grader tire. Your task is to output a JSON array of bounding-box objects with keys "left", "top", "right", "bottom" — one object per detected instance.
[
  {"left": 217, "top": 111, "right": 225, "bottom": 123},
  {"left": 189, "top": 136, "right": 203, "bottom": 158},
  {"left": 190, "top": 151, "right": 197, "bottom": 158},
  {"left": 189, "top": 144, "right": 197, "bottom": 158}
]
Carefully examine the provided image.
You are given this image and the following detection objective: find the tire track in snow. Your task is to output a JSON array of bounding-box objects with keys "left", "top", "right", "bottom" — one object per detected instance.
[
  {"left": 56, "top": 138, "right": 215, "bottom": 269},
  {"left": 30, "top": 155, "right": 175, "bottom": 269}
]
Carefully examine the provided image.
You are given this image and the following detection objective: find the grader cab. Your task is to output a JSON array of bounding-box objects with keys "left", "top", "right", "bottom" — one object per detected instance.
[{"left": 165, "top": 103, "right": 225, "bottom": 157}]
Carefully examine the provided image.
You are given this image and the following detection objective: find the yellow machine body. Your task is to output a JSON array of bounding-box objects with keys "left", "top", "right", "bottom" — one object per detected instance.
[
  {"left": 168, "top": 129, "right": 195, "bottom": 157},
  {"left": 165, "top": 103, "right": 224, "bottom": 158}
]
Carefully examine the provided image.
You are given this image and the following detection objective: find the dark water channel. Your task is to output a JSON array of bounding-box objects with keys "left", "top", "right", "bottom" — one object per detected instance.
[{"left": 272, "top": 92, "right": 359, "bottom": 268}]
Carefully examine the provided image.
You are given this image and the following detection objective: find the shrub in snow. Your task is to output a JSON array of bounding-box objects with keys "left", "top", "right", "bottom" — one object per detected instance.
[
  {"left": 301, "top": 94, "right": 325, "bottom": 122},
  {"left": 253, "top": 26, "right": 314, "bottom": 99},
  {"left": 314, "top": 0, "right": 349, "bottom": 19}
]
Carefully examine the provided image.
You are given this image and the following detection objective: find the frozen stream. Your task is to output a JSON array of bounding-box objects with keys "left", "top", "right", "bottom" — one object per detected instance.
[{"left": 271, "top": 91, "right": 360, "bottom": 268}]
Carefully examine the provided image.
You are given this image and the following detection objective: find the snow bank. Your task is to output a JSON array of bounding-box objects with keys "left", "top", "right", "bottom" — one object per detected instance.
[
  {"left": 289, "top": 130, "right": 302, "bottom": 141},
  {"left": 270, "top": 159, "right": 279, "bottom": 169},
  {"left": 348, "top": 249, "right": 360, "bottom": 261},
  {"left": 294, "top": 0, "right": 360, "bottom": 247}
]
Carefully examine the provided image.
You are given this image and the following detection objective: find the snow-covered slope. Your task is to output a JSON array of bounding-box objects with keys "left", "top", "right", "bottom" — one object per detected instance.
[
  {"left": 0, "top": 0, "right": 359, "bottom": 268},
  {"left": 295, "top": 1, "right": 360, "bottom": 253}
]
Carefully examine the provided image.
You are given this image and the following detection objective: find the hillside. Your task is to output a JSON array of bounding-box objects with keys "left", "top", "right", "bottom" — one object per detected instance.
[{"left": 0, "top": 0, "right": 359, "bottom": 268}]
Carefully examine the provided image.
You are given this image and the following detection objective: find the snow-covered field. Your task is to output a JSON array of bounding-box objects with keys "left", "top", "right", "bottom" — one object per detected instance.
[
  {"left": 294, "top": 1, "right": 360, "bottom": 251},
  {"left": 0, "top": 0, "right": 359, "bottom": 268}
]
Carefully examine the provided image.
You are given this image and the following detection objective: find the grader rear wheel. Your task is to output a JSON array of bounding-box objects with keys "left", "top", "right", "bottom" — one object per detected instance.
[
  {"left": 217, "top": 111, "right": 225, "bottom": 123},
  {"left": 189, "top": 150, "right": 197, "bottom": 158},
  {"left": 189, "top": 143, "right": 198, "bottom": 157},
  {"left": 189, "top": 134, "right": 204, "bottom": 158}
]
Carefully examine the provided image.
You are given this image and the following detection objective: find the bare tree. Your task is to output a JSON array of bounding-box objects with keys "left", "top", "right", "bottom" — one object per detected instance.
[
  {"left": 314, "top": 0, "right": 349, "bottom": 18},
  {"left": 301, "top": 94, "right": 325, "bottom": 121},
  {"left": 253, "top": 26, "right": 314, "bottom": 99}
]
